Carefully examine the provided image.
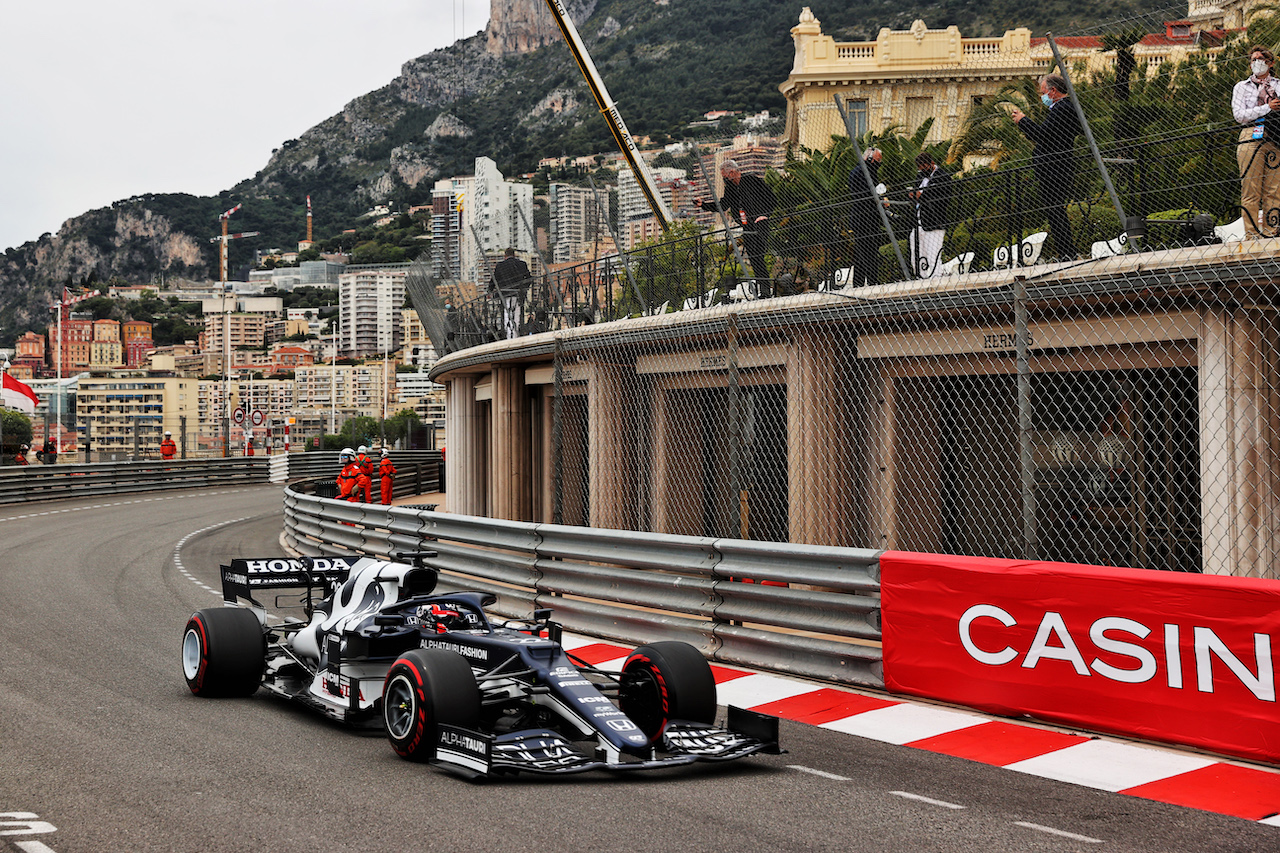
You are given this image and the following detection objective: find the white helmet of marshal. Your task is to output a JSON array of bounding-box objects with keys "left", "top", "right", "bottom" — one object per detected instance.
[{"left": 357, "top": 445, "right": 369, "bottom": 455}]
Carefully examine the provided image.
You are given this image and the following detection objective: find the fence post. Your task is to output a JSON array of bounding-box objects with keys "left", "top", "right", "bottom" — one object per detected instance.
[
  {"left": 1015, "top": 276, "right": 1037, "bottom": 559},
  {"left": 553, "top": 338, "right": 565, "bottom": 525},
  {"left": 835, "top": 93, "right": 912, "bottom": 282},
  {"left": 1047, "top": 34, "right": 1133, "bottom": 239}
]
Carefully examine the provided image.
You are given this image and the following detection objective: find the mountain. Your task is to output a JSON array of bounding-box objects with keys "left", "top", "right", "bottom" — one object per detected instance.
[{"left": 0, "top": 0, "right": 1155, "bottom": 343}]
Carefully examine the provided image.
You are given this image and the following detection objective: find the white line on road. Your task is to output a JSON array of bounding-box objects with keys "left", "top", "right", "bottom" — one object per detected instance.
[
  {"left": 1015, "top": 821, "right": 1104, "bottom": 844},
  {"left": 888, "top": 790, "right": 966, "bottom": 810},
  {"left": 16, "top": 841, "right": 59, "bottom": 853},
  {"left": 788, "top": 764, "right": 851, "bottom": 781}
]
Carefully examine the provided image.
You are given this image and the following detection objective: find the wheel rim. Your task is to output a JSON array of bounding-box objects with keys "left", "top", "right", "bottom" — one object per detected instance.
[
  {"left": 384, "top": 673, "right": 418, "bottom": 740},
  {"left": 622, "top": 665, "right": 667, "bottom": 738},
  {"left": 182, "top": 628, "right": 202, "bottom": 680}
]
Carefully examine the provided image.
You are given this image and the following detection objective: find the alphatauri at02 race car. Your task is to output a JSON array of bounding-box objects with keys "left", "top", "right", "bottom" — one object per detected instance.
[{"left": 182, "top": 553, "right": 781, "bottom": 776}]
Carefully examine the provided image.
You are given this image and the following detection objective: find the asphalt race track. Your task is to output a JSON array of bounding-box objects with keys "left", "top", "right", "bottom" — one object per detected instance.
[{"left": 0, "top": 485, "right": 1276, "bottom": 852}]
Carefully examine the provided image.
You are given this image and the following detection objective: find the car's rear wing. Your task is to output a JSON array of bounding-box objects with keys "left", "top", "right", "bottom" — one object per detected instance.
[{"left": 220, "top": 556, "right": 365, "bottom": 608}]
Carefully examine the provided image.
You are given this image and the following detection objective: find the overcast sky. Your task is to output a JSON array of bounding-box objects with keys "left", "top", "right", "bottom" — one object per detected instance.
[{"left": 0, "top": 0, "right": 491, "bottom": 253}]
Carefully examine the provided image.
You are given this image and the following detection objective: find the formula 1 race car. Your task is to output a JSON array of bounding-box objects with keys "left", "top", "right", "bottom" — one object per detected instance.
[{"left": 181, "top": 553, "right": 781, "bottom": 776}]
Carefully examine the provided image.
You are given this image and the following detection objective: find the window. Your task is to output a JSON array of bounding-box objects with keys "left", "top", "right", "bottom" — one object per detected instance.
[{"left": 843, "top": 98, "right": 868, "bottom": 136}]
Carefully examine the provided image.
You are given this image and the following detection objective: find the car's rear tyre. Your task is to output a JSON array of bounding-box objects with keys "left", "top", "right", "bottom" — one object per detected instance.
[
  {"left": 182, "top": 607, "right": 265, "bottom": 697},
  {"left": 383, "top": 648, "right": 480, "bottom": 761},
  {"left": 620, "top": 641, "right": 716, "bottom": 742}
]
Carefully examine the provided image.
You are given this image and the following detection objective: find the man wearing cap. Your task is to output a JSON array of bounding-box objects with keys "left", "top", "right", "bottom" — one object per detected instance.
[{"left": 160, "top": 431, "right": 177, "bottom": 461}]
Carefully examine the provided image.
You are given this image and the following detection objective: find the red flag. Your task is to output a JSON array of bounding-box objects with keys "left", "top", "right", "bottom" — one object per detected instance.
[{"left": 2, "top": 371, "right": 39, "bottom": 413}]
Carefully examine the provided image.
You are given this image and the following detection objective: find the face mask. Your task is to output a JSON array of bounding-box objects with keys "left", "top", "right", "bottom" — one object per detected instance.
[
  {"left": 1254, "top": 59, "right": 1269, "bottom": 76},
  {"left": 1041, "top": 93, "right": 1054, "bottom": 107}
]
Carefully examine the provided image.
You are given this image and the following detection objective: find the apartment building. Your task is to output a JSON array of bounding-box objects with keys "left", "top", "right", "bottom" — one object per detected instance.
[
  {"left": 432, "top": 156, "right": 536, "bottom": 286},
  {"left": 89, "top": 319, "right": 123, "bottom": 371},
  {"left": 549, "top": 183, "right": 611, "bottom": 264},
  {"left": 292, "top": 362, "right": 394, "bottom": 423},
  {"left": 338, "top": 266, "right": 407, "bottom": 358},
  {"left": 76, "top": 375, "right": 200, "bottom": 458},
  {"left": 401, "top": 307, "right": 440, "bottom": 371}
]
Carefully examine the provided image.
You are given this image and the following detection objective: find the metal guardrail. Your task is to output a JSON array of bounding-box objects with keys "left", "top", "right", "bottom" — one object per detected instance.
[
  {"left": 281, "top": 452, "right": 442, "bottom": 501},
  {"left": 0, "top": 457, "right": 270, "bottom": 505},
  {"left": 282, "top": 482, "right": 885, "bottom": 688}
]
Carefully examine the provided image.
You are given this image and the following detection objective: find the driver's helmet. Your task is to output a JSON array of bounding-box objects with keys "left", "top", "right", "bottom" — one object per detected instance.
[{"left": 426, "top": 602, "right": 466, "bottom": 634}]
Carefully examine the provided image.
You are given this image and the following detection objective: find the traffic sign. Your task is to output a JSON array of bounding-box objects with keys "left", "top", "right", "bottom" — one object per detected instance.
[
  {"left": 250, "top": 409, "right": 265, "bottom": 427},
  {"left": 232, "top": 407, "right": 246, "bottom": 425}
]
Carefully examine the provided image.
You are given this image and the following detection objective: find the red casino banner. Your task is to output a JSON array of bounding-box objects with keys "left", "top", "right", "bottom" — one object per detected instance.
[{"left": 880, "top": 551, "right": 1280, "bottom": 764}]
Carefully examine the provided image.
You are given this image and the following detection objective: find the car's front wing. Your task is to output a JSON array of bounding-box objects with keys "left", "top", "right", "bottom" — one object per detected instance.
[{"left": 432, "top": 706, "right": 782, "bottom": 777}]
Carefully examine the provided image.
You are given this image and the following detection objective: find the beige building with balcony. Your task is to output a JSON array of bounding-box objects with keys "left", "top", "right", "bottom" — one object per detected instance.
[{"left": 780, "top": 6, "right": 1228, "bottom": 154}]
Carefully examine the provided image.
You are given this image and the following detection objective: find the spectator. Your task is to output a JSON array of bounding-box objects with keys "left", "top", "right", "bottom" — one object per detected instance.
[
  {"left": 907, "top": 152, "right": 953, "bottom": 278},
  {"left": 1010, "top": 73, "right": 1081, "bottom": 260},
  {"left": 379, "top": 447, "right": 397, "bottom": 505},
  {"left": 490, "top": 248, "right": 530, "bottom": 340},
  {"left": 848, "top": 147, "right": 885, "bottom": 289},
  {"left": 1233, "top": 45, "right": 1280, "bottom": 238},
  {"left": 160, "top": 431, "right": 177, "bottom": 461},
  {"left": 40, "top": 438, "right": 56, "bottom": 465},
  {"left": 696, "top": 160, "right": 777, "bottom": 296}
]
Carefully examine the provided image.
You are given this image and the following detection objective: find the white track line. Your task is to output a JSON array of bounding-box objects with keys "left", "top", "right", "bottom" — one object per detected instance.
[
  {"left": 173, "top": 516, "right": 254, "bottom": 598},
  {"left": 889, "top": 791, "right": 966, "bottom": 810},
  {"left": 788, "top": 765, "right": 852, "bottom": 782},
  {"left": 1014, "top": 821, "right": 1104, "bottom": 844}
]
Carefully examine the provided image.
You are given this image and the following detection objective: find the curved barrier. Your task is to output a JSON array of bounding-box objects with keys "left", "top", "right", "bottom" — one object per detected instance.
[
  {"left": 0, "top": 457, "right": 269, "bottom": 504},
  {"left": 282, "top": 481, "right": 886, "bottom": 689}
]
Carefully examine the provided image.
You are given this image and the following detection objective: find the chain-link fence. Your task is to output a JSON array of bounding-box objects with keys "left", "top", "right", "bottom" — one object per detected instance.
[{"left": 430, "top": 9, "right": 1280, "bottom": 579}]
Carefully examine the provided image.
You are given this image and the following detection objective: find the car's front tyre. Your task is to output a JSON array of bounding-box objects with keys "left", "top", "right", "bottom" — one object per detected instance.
[
  {"left": 182, "top": 607, "right": 265, "bottom": 697},
  {"left": 620, "top": 641, "right": 717, "bottom": 742},
  {"left": 383, "top": 648, "right": 480, "bottom": 761}
]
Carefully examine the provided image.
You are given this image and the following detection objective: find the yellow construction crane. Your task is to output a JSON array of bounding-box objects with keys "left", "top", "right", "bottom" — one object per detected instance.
[{"left": 542, "top": 0, "right": 673, "bottom": 231}]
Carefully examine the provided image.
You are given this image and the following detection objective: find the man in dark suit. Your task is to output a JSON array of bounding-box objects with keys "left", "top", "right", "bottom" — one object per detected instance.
[
  {"left": 489, "top": 248, "right": 530, "bottom": 339},
  {"left": 1010, "top": 73, "right": 1081, "bottom": 261},
  {"left": 848, "top": 147, "right": 885, "bottom": 288},
  {"left": 696, "top": 160, "right": 776, "bottom": 296},
  {"left": 908, "top": 151, "right": 953, "bottom": 278}
]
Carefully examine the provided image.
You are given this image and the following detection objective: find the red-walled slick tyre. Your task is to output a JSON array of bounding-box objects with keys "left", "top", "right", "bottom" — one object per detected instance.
[
  {"left": 182, "top": 607, "right": 266, "bottom": 697},
  {"left": 383, "top": 648, "right": 480, "bottom": 761},
  {"left": 620, "top": 641, "right": 716, "bottom": 743}
]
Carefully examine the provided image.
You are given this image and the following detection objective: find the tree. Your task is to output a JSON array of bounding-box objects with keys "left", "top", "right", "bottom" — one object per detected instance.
[
  {"left": 1, "top": 409, "right": 33, "bottom": 458},
  {"left": 383, "top": 408, "right": 422, "bottom": 446}
]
